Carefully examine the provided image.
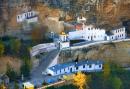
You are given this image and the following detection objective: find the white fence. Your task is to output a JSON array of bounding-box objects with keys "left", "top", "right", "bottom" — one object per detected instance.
[{"left": 30, "top": 43, "right": 57, "bottom": 57}]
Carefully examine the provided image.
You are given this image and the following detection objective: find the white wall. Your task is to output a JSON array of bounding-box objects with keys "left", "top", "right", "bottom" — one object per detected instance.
[
  {"left": 48, "top": 63, "right": 103, "bottom": 76},
  {"left": 52, "top": 65, "right": 75, "bottom": 76},
  {"left": 59, "top": 35, "right": 67, "bottom": 42},
  {"left": 110, "top": 27, "right": 126, "bottom": 40},
  {"left": 27, "top": 16, "right": 38, "bottom": 23},
  {"left": 60, "top": 42, "right": 70, "bottom": 49},
  {"left": 68, "top": 30, "right": 84, "bottom": 40},
  {"left": 84, "top": 28, "right": 106, "bottom": 41},
  {"left": 17, "top": 11, "right": 37, "bottom": 23},
  {"left": 94, "top": 64, "right": 102, "bottom": 70},
  {"left": 30, "top": 43, "right": 56, "bottom": 57},
  {"left": 46, "top": 69, "right": 55, "bottom": 76},
  {"left": 68, "top": 25, "right": 106, "bottom": 41}
]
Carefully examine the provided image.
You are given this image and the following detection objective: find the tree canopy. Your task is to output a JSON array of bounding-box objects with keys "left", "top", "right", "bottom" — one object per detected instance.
[
  {"left": 72, "top": 72, "right": 88, "bottom": 89},
  {"left": 0, "top": 41, "right": 4, "bottom": 56}
]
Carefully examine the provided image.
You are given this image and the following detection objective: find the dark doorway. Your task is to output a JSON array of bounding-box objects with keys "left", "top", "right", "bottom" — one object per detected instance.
[
  {"left": 70, "top": 68, "right": 72, "bottom": 73},
  {"left": 91, "top": 36, "right": 93, "bottom": 41}
]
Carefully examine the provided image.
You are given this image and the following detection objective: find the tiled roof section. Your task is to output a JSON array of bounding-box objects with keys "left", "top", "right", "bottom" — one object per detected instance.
[
  {"left": 49, "top": 61, "right": 74, "bottom": 72},
  {"left": 75, "top": 24, "right": 83, "bottom": 30}
]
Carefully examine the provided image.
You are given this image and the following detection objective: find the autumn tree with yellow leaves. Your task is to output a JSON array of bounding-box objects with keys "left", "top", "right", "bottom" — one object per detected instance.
[
  {"left": 72, "top": 72, "right": 89, "bottom": 89},
  {"left": 0, "top": 82, "right": 6, "bottom": 89},
  {"left": 103, "top": 62, "right": 111, "bottom": 79}
]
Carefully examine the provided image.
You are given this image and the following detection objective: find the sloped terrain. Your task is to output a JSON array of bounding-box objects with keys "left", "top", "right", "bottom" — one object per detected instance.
[
  {"left": 59, "top": 41, "right": 130, "bottom": 67},
  {"left": 0, "top": 56, "right": 21, "bottom": 73}
]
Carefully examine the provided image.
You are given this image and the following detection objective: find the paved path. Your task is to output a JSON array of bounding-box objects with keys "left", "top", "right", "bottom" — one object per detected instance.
[{"left": 30, "top": 49, "right": 59, "bottom": 86}]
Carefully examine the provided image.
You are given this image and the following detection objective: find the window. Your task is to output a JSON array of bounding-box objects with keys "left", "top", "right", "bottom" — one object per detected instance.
[
  {"left": 56, "top": 71, "right": 57, "bottom": 74},
  {"left": 28, "top": 12, "right": 30, "bottom": 16},
  {"left": 83, "top": 65, "right": 85, "bottom": 68},
  {"left": 88, "top": 36, "right": 89, "bottom": 39},
  {"left": 60, "top": 70, "right": 61, "bottom": 73},
  {"left": 99, "top": 64, "right": 102, "bottom": 68},
  {"left": 88, "top": 28, "right": 90, "bottom": 30},
  {"left": 64, "top": 69, "right": 65, "bottom": 72},
  {"left": 76, "top": 67, "right": 78, "bottom": 70},
  {"left": 17, "top": 16, "right": 19, "bottom": 19},
  {"left": 89, "top": 65, "right": 92, "bottom": 68},
  {"left": 31, "top": 12, "right": 33, "bottom": 16}
]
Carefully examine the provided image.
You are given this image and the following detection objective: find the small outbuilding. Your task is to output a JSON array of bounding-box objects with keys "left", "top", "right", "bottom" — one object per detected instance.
[{"left": 23, "top": 82, "right": 34, "bottom": 89}]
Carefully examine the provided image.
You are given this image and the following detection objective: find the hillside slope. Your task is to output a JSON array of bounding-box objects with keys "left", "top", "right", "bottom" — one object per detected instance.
[{"left": 59, "top": 41, "right": 130, "bottom": 67}]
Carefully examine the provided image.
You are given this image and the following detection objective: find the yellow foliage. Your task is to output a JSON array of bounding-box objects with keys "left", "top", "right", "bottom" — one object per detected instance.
[
  {"left": 0, "top": 42, "right": 4, "bottom": 56},
  {"left": 103, "top": 62, "right": 111, "bottom": 79},
  {"left": 0, "top": 83, "right": 6, "bottom": 89},
  {"left": 63, "top": 74, "right": 74, "bottom": 80},
  {"left": 72, "top": 72, "right": 87, "bottom": 89}
]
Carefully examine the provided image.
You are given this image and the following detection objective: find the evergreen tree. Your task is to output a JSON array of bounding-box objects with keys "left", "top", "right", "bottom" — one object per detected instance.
[
  {"left": 14, "top": 82, "right": 19, "bottom": 89},
  {"left": 6, "top": 63, "right": 17, "bottom": 81},
  {"left": 20, "top": 58, "right": 31, "bottom": 78},
  {"left": 110, "top": 76, "right": 122, "bottom": 89},
  {"left": 10, "top": 39, "right": 21, "bottom": 54}
]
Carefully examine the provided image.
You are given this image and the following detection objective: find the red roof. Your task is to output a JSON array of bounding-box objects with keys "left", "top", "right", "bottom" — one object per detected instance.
[{"left": 75, "top": 24, "right": 83, "bottom": 30}]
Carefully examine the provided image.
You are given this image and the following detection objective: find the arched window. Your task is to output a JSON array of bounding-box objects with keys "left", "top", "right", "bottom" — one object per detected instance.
[
  {"left": 83, "top": 65, "right": 85, "bottom": 68},
  {"left": 25, "top": 13, "right": 27, "bottom": 17},
  {"left": 31, "top": 12, "right": 33, "bottom": 16},
  {"left": 17, "top": 15, "right": 19, "bottom": 19},
  {"left": 28, "top": 12, "right": 30, "bottom": 17},
  {"left": 89, "top": 65, "right": 92, "bottom": 68}
]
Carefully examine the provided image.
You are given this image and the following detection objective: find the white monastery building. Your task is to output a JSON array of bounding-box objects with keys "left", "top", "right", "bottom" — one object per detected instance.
[
  {"left": 68, "top": 24, "right": 106, "bottom": 41},
  {"left": 17, "top": 10, "right": 38, "bottom": 23},
  {"left": 106, "top": 27, "right": 126, "bottom": 40},
  {"left": 57, "top": 16, "right": 126, "bottom": 49},
  {"left": 46, "top": 60, "right": 103, "bottom": 76},
  {"left": 60, "top": 24, "right": 126, "bottom": 42}
]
